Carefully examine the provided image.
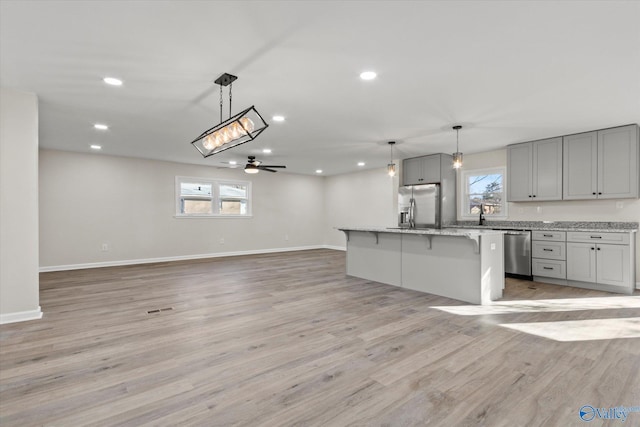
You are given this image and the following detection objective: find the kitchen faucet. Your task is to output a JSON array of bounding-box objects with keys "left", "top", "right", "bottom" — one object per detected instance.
[{"left": 479, "top": 204, "right": 485, "bottom": 226}]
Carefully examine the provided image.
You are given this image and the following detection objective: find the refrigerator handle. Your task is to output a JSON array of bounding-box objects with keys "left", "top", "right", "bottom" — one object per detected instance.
[{"left": 409, "top": 198, "right": 415, "bottom": 229}]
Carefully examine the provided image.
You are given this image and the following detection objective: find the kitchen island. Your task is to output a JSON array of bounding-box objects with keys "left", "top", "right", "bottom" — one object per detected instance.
[{"left": 338, "top": 227, "right": 505, "bottom": 305}]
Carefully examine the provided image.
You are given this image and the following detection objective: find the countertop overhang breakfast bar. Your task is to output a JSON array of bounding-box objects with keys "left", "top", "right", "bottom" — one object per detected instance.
[{"left": 339, "top": 227, "right": 506, "bottom": 305}]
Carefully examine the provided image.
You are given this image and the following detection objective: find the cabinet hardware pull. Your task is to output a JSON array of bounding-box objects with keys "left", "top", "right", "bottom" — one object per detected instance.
[
  {"left": 590, "top": 236, "right": 602, "bottom": 239},
  {"left": 597, "top": 247, "right": 601, "bottom": 250},
  {"left": 592, "top": 192, "right": 596, "bottom": 195},
  {"left": 528, "top": 195, "right": 532, "bottom": 198},
  {"left": 543, "top": 267, "right": 554, "bottom": 270},
  {"left": 591, "top": 247, "right": 595, "bottom": 250},
  {"left": 543, "top": 234, "right": 552, "bottom": 237},
  {"left": 598, "top": 192, "right": 602, "bottom": 195},
  {"left": 543, "top": 249, "right": 553, "bottom": 251}
]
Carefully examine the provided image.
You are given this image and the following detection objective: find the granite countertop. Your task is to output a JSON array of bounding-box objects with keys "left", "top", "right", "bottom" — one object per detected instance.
[
  {"left": 451, "top": 221, "right": 638, "bottom": 233},
  {"left": 337, "top": 226, "right": 506, "bottom": 238}
]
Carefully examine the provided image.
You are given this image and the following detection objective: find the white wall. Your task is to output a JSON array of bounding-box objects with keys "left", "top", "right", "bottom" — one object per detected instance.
[
  {"left": 457, "top": 148, "right": 640, "bottom": 280},
  {"left": 35, "top": 146, "right": 640, "bottom": 282},
  {"left": 323, "top": 167, "right": 398, "bottom": 248},
  {"left": 0, "top": 88, "right": 41, "bottom": 323},
  {"left": 39, "top": 150, "right": 325, "bottom": 268}
]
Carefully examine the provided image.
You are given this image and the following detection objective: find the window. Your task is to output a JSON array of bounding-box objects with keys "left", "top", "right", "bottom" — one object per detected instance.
[
  {"left": 176, "top": 177, "right": 251, "bottom": 217},
  {"left": 461, "top": 168, "right": 507, "bottom": 218}
]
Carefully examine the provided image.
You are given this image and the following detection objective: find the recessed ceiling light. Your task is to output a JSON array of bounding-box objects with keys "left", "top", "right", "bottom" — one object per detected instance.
[
  {"left": 103, "top": 77, "right": 123, "bottom": 86},
  {"left": 357, "top": 162, "right": 365, "bottom": 166},
  {"left": 90, "top": 145, "right": 102, "bottom": 150},
  {"left": 94, "top": 123, "right": 108, "bottom": 130},
  {"left": 316, "top": 169, "right": 323, "bottom": 174},
  {"left": 229, "top": 160, "right": 237, "bottom": 165},
  {"left": 272, "top": 115, "right": 285, "bottom": 122},
  {"left": 262, "top": 149, "right": 272, "bottom": 154},
  {"left": 360, "top": 71, "right": 377, "bottom": 80}
]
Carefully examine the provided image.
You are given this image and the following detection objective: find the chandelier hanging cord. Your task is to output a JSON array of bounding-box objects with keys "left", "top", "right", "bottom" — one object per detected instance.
[{"left": 219, "top": 85, "right": 223, "bottom": 123}]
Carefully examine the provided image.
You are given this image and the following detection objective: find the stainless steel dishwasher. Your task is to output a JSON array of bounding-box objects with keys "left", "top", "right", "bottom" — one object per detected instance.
[{"left": 498, "top": 230, "right": 532, "bottom": 278}]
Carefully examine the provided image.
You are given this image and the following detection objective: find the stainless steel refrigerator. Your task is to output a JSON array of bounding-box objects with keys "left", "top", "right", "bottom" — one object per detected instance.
[
  {"left": 398, "top": 183, "right": 456, "bottom": 229},
  {"left": 398, "top": 184, "right": 440, "bottom": 228}
]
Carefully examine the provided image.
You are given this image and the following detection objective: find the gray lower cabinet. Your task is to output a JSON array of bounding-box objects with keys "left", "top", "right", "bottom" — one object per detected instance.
[
  {"left": 566, "top": 232, "right": 633, "bottom": 290},
  {"left": 534, "top": 230, "right": 634, "bottom": 294},
  {"left": 566, "top": 242, "right": 597, "bottom": 283},
  {"left": 532, "top": 231, "right": 566, "bottom": 279},
  {"left": 507, "top": 137, "right": 562, "bottom": 201},
  {"left": 563, "top": 124, "right": 639, "bottom": 200}
]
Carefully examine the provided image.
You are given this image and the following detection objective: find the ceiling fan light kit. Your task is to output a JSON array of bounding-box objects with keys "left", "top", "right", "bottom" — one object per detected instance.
[
  {"left": 244, "top": 156, "right": 286, "bottom": 174},
  {"left": 191, "top": 73, "right": 269, "bottom": 158}
]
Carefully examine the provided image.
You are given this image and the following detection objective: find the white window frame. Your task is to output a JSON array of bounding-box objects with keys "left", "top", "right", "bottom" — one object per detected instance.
[
  {"left": 460, "top": 167, "right": 508, "bottom": 219},
  {"left": 175, "top": 176, "right": 252, "bottom": 218}
]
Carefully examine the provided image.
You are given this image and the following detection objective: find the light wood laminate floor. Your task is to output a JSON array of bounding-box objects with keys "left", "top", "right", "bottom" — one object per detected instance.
[{"left": 1, "top": 249, "right": 639, "bottom": 426}]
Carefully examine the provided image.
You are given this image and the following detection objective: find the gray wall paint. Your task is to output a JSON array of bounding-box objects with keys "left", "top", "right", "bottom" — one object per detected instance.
[
  {"left": 39, "top": 150, "right": 325, "bottom": 267},
  {"left": 0, "top": 88, "right": 40, "bottom": 320},
  {"left": 37, "top": 147, "right": 640, "bottom": 279},
  {"left": 323, "top": 167, "right": 398, "bottom": 248}
]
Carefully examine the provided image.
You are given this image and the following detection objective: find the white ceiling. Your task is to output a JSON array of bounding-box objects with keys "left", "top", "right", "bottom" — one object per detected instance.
[{"left": 1, "top": 1, "right": 639, "bottom": 176}]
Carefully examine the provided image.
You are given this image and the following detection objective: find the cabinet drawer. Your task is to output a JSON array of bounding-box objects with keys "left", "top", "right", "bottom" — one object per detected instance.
[
  {"left": 532, "top": 231, "right": 566, "bottom": 241},
  {"left": 532, "top": 241, "right": 566, "bottom": 260},
  {"left": 532, "top": 259, "right": 566, "bottom": 279},
  {"left": 566, "top": 231, "right": 630, "bottom": 245}
]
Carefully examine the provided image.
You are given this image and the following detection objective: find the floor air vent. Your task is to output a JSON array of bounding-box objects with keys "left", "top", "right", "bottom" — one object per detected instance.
[{"left": 147, "top": 307, "right": 173, "bottom": 314}]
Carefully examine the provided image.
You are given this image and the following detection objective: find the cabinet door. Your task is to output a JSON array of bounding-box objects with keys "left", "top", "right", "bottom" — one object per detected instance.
[
  {"left": 563, "top": 131, "right": 598, "bottom": 200},
  {"left": 507, "top": 143, "right": 532, "bottom": 201},
  {"left": 566, "top": 242, "right": 596, "bottom": 283},
  {"left": 420, "top": 155, "right": 441, "bottom": 184},
  {"left": 596, "top": 244, "right": 630, "bottom": 288},
  {"left": 402, "top": 157, "right": 423, "bottom": 186},
  {"left": 598, "top": 125, "right": 639, "bottom": 199},
  {"left": 532, "top": 137, "right": 563, "bottom": 200}
]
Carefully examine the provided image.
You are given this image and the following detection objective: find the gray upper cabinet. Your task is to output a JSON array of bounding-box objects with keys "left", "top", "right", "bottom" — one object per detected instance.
[
  {"left": 563, "top": 124, "right": 639, "bottom": 200},
  {"left": 507, "top": 137, "right": 562, "bottom": 202},
  {"left": 402, "top": 154, "right": 441, "bottom": 185}
]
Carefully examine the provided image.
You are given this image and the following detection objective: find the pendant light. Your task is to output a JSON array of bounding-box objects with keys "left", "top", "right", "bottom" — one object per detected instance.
[
  {"left": 387, "top": 141, "right": 396, "bottom": 177},
  {"left": 191, "top": 73, "right": 269, "bottom": 158},
  {"left": 452, "top": 125, "right": 463, "bottom": 169}
]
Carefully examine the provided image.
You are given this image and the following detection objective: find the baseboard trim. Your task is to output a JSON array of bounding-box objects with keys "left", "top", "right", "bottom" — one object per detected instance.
[
  {"left": 39, "top": 245, "right": 344, "bottom": 273},
  {"left": 0, "top": 306, "right": 43, "bottom": 325},
  {"left": 324, "top": 245, "right": 346, "bottom": 251}
]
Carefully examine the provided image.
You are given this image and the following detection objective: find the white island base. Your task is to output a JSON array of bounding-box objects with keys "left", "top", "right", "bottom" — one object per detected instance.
[{"left": 340, "top": 228, "right": 505, "bottom": 305}]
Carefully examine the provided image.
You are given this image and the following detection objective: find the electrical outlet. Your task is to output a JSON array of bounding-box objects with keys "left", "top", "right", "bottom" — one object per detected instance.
[
  {"left": 219, "top": 237, "right": 225, "bottom": 245},
  {"left": 101, "top": 243, "right": 109, "bottom": 252},
  {"left": 490, "top": 243, "right": 496, "bottom": 250},
  {"left": 536, "top": 206, "right": 542, "bottom": 214},
  {"left": 284, "top": 234, "right": 289, "bottom": 241}
]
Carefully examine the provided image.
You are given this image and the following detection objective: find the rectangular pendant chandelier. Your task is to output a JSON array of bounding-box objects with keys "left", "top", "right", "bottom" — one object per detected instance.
[
  {"left": 190, "top": 73, "right": 269, "bottom": 158},
  {"left": 191, "top": 105, "right": 268, "bottom": 158}
]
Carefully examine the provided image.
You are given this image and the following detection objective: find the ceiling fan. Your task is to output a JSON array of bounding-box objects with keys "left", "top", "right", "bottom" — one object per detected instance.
[{"left": 244, "top": 156, "right": 286, "bottom": 174}]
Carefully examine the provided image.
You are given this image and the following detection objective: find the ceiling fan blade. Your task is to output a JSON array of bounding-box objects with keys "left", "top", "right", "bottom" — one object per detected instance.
[
  {"left": 259, "top": 167, "right": 278, "bottom": 173},
  {"left": 260, "top": 165, "right": 286, "bottom": 168}
]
